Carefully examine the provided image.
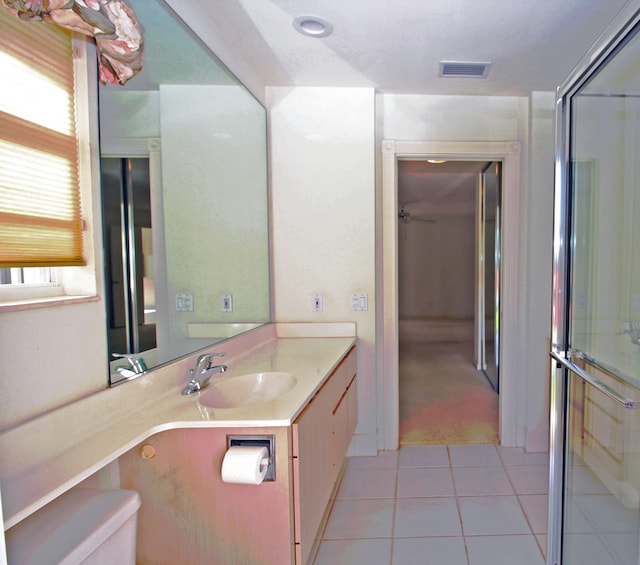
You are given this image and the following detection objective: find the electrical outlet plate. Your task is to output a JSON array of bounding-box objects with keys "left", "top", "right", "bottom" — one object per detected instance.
[
  {"left": 312, "top": 293, "right": 323, "bottom": 312},
  {"left": 176, "top": 293, "right": 193, "bottom": 312},
  {"left": 351, "top": 293, "right": 368, "bottom": 311}
]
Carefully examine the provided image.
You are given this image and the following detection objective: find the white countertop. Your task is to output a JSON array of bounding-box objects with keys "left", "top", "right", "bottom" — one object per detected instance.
[{"left": 0, "top": 323, "right": 356, "bottom": 530}]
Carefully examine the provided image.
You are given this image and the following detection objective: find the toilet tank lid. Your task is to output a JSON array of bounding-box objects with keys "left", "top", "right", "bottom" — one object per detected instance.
[{"left": 6, "top": 488, "right": 141, "bottom": 565}]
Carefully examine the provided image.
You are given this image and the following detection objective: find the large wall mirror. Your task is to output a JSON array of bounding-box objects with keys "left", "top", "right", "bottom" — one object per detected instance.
[{"left": 99, "top": 0, "right": 270, "bottom": 385}]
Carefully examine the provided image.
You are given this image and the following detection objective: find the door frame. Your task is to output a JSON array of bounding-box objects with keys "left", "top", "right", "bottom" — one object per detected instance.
[{"left": 380, "top": 140, "right": 522, "bottom": 450}]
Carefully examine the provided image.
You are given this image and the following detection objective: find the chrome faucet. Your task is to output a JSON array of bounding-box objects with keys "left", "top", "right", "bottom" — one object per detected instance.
[
  {"left": 181, "top": 352, "right": 227, "bottom": 395},
  {"left": 112, "top": 353, "right": 148, "bottom": 379}
]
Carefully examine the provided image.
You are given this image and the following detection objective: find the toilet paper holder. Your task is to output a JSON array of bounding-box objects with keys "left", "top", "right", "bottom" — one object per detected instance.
[{"left": 226, "top": 435, "right": 276, "bottom": 482}]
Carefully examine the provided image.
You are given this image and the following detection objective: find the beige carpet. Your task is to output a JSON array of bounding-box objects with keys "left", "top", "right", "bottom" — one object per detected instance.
[{"left": 399, "top": 318, "right": 499, "bottom": 446}]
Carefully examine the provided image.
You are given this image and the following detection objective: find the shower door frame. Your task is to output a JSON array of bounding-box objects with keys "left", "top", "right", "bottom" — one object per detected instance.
[{"left": 547, "top": 2, "right": 640, "bottom": 563}]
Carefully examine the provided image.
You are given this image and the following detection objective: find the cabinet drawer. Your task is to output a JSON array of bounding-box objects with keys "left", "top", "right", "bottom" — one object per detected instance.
[
  {"left": 293, "top": 382, "right": 335, "bottom": 565},
  {"left": 331, "top": 346, "right": 357, "bottom": 393},
  {"left": 292, "top": 367, "right": 344, "bottom": 457},
  {"left": 333, "top": 384, "right": 350, "bottom": 469}
]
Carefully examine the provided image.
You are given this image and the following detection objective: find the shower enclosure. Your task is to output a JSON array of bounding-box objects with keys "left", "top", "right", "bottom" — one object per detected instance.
[{"left": 548, "top": 3, "right": 640, "bottom": 563}]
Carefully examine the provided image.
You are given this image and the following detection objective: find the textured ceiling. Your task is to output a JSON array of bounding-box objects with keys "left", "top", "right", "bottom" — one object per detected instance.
[{"left": 190, "top": 0, "right": 629, "bottom": 96}]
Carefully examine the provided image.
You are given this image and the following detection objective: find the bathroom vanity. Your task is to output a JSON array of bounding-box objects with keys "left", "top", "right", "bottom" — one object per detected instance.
[
  {"left": 119, "top": 346, "right": 356, "bottom": 564},
  {"left": 0, "top": 323, "right": 358, "bottom": 565}
]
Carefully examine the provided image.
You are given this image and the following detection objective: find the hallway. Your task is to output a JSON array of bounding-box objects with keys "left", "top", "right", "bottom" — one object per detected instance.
[{"left": 399, "top": 318, "right": 499, "bottom": 446}]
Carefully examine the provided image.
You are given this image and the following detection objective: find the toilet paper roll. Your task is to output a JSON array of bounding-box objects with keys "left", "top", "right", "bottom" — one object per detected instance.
[{"left": 221, "top": 446, "right": 269, "bottom": 485}]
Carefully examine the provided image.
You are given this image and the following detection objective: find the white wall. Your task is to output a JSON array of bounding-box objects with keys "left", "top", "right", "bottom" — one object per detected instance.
[
  {"left": 525, "top": 91, "right": 556, "bottom": 451},
  {"left": 0, "top": 301, "right": 108, "bottom": 428},
  {"left": 398, "top": 214, "right": 476, "bottom": 319},
  {"left": 268, "top": 87, "right": 378, "bottom": 455},
  {"left": 98, "top": 91, "right": 161, "bottom": 145},
  {"left": 160, "top": 85, "right": 270, "bottom": 359},
  {"left": 0, "top": 47, "right": 108, "bottom": 429},
  {"left": 381, "top": 95, "right": 526, "bottom": 141}
]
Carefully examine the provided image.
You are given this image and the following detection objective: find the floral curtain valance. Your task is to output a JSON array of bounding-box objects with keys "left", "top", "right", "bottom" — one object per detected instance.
[{"left": 2, "top": 0, "right": 143, "bottom": 85}]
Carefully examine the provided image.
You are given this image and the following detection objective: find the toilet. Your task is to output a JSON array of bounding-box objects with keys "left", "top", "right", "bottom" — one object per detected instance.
[{"left": 5, "top": 488, "right": 140, "bottom": 565}]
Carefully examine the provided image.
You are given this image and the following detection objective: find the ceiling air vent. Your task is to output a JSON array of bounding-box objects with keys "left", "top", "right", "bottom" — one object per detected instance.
[{"left": 439, "top": 61, "right": 491, "bottom": 78}]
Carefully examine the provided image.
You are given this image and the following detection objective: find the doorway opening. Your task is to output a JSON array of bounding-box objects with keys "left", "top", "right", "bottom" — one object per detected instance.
[
  {"left": 380, "top": 140, "right": 522, "bottom": 451},
  {"left": 397, "top": 159, "right": 501, "bottom": 445}
]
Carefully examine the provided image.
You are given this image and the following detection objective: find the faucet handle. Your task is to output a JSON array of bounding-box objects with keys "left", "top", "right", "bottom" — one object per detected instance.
[
  {"left": 182, "top": 363, "right": 228, "bottom": 395},
  {"left": 112, "top": 353, "right": 148, "bottom": 373},
  {"left": 194, "top": 352, "right": 226, "bottom": 372}
]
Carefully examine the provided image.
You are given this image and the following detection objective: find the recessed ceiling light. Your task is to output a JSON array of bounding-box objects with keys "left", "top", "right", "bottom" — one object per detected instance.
[{"left": 293, "top": 15, "right": 333, "bottom": 38}]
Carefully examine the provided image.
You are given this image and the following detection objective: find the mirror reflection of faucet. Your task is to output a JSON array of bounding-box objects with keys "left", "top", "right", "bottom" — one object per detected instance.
[
  {"left": 622, "top": 320, "right": 640, "bottom": 345},
  {"left": 181, "top": 352, "right": 227, "bottom": 395},
  {"left": 113, "top": 353, "right": 149, "bottom": 379}
]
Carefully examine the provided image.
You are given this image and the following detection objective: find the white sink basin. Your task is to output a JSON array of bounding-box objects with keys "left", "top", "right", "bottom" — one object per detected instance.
[{"left": 198, "top": 372, "right": 297, "bottom": 408}]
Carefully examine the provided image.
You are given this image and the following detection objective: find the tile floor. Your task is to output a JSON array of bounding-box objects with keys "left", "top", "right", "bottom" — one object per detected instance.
[
  {"left": 563, "top": 453, "right": 640, "bottom": 563},
  {"left": 312, "top": 444, "right": 549, "bottom": 565}
]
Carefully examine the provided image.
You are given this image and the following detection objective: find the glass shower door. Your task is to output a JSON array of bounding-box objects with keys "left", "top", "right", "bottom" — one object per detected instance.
[{"left": 549, "top": 6, "right": 640, "bottom": 564}]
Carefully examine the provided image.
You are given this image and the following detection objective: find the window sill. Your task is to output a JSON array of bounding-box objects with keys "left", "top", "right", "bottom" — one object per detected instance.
[{"left": 0, "top": 294, "right": 100, "bottom": 313}]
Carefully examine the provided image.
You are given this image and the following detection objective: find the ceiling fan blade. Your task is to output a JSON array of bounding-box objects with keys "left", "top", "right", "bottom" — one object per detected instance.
[
  {"left": 413, "top": 216, "right": 437, "bottom": 223},
  {"left": 398, "top": 206, "right": 437, "bottom": 224}
]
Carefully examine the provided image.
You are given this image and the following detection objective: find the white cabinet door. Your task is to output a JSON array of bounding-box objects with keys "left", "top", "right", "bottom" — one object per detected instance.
[{"left": 292, "top": 347, "right": 357, "bottom": 564}]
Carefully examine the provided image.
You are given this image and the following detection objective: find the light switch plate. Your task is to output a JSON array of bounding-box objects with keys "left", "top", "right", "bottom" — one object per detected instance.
[
  {"left": 176, "top": 293, "right": 193, "bottom": 312},
  {"left": 222, "top": 294, "right": 233, "bottom": 312},
  {"left": 351, "top": 293, "right": 368, "bottom": 311}
]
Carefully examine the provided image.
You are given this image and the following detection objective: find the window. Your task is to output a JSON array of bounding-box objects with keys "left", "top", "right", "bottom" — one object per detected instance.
[
  {"left": 0, "top": 267, "right": 55, "bottom": 285},
  {"left": 0, "top": 6, "right": 84, "bottom": 269}
]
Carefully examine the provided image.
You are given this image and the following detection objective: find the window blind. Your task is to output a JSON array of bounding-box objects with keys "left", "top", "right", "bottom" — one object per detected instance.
[{"left": 0, "top": 7, "right": 84, "bottom": 267}]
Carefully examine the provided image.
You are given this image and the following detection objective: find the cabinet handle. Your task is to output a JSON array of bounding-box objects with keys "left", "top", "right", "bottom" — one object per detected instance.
[
  {"left": 332, "top": 388, "right": 349, "bottom": 415},
  {"left": 550, "top": 351, "right": 640, "bottom": 409},
  {"left": 331, "top": 372, "right": 356, "bottom": 415}
]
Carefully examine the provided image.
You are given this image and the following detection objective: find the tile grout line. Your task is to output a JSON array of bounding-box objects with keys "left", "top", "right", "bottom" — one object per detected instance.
[
  {"left": 500, "top": 447, "right": 548, "bottom": 562},
  {"left": 448, "top": 445, "right": 472, "bottom": 565},
  {"left": 502, "top": 455, "right": 548, "bottom": 561}
]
